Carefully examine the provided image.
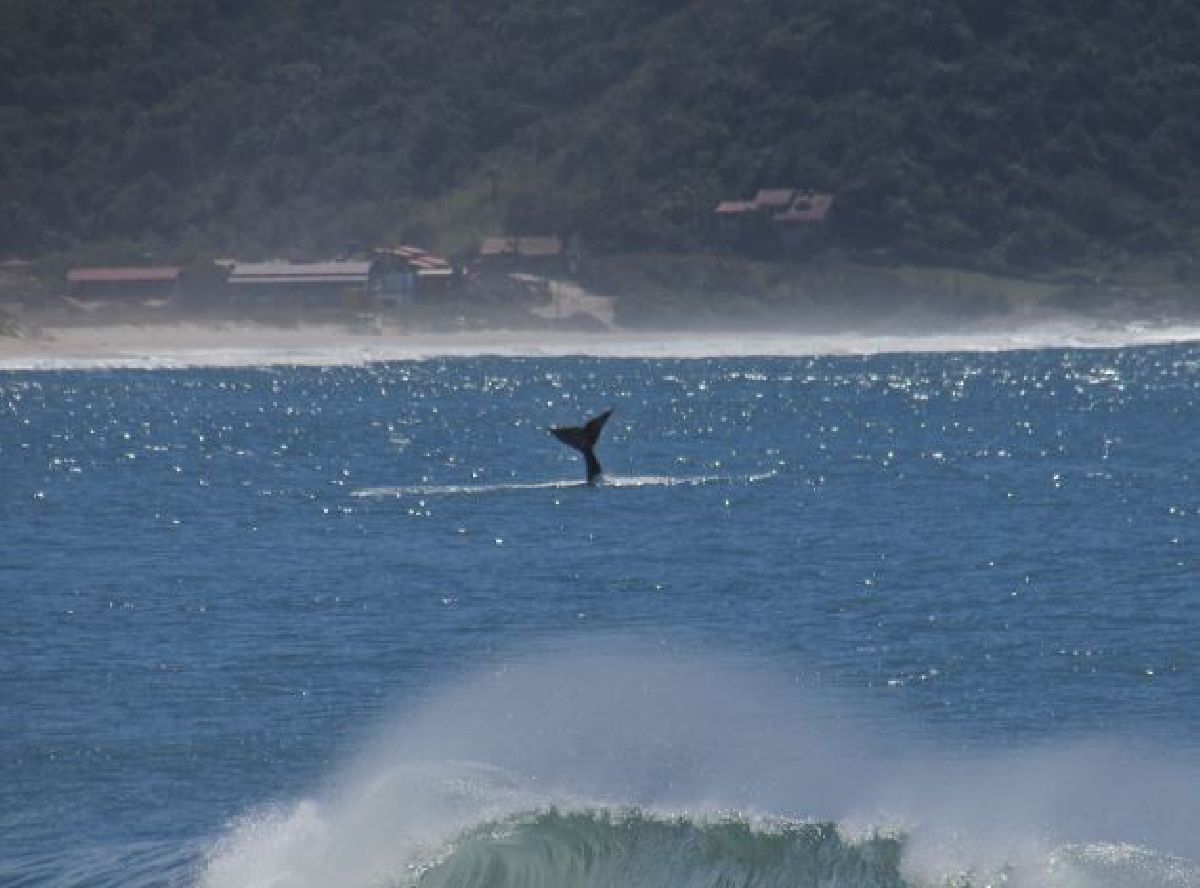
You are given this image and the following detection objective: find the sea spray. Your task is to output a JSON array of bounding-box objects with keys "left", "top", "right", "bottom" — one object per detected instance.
[{"left": 198, "top": 645, "right": 1200, "bottom": 888}]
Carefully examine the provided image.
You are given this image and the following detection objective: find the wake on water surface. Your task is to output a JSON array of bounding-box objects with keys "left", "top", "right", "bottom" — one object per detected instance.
[{"left": 352, "top": 472, "right": 776, "bottom": 498}]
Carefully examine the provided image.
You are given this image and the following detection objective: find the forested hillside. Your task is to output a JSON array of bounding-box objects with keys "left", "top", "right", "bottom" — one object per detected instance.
[{"left": 3, "top": 0, "right": 1200, "bottom": 270}]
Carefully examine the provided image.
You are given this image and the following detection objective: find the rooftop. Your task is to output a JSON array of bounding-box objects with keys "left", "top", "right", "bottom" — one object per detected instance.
[
  {"left": 479, "top": 235, "right": 563, "bottom": 258},
  {"left": 753, "top": 189, "right": 797, "bottom": 209},
  {"left": 67, "top": 267, "right": 182, "bottom": 284},
  {"left": 229, "top": 261, "right": 372, "bottom": 285},
  {"left": 774, "top": 193, "right": 835, "bottom": 223}
]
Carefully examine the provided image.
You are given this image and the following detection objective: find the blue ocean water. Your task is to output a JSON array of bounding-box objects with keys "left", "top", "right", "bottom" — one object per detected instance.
[{"left": 1, "top": 346, "right": 1197, "bottom": 888}]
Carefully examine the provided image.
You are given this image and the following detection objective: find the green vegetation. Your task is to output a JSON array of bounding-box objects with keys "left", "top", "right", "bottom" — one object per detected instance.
[
  {"left": 0, "top": 307, "right": 17, "bottom": 337},
  {"left": 3, "top": 0, "right": 1200, "bottom": 279}
]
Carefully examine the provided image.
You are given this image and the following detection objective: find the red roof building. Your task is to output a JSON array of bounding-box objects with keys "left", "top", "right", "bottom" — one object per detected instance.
[
  {"left": 753, "top": 189, "right": 797, "bottom": 210},
  {"left": 713, "top": 189, "right": 836, "bottom": 254},
  {"left": 714, "top": 200, "right": 758, "bottom": 215},
  {"left": 773, "top": 193, "right": 835, "bottom": 224},
  {"left": 476, "top": 235, "right": 565, "bottom": 272},
  {"left": 67, "top": 267, "right": 182, "bottom": 285},
  {"left": 66, "top": 267, "right": 184, "bottom": 305}
]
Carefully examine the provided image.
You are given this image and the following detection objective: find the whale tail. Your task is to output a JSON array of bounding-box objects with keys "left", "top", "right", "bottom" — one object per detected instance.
[{"left": 550, "top": 409, "right": 613, "bottom": 485}]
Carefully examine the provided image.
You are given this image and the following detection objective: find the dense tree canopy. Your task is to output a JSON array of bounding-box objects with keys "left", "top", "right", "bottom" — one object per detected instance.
[{"left": 2, "top": 0, "right": 1199, "bottom": 269}]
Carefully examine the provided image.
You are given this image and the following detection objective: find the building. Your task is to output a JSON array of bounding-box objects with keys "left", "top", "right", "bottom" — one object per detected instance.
[
  {"left": 227, "top": 261, "right": 373, "bottom": 311},
  {"left": 773, "top": 193, "right": 835, "bottom": 251},
  {"left": 66, "top": 267, "right": 183, "bottom": 308},
  {"left": 372, "top": 246, "right": 457, "bottom": 305},
  {"left": 753, "top": 189, "right": 799, "bottom": 212},
  {"left": 476, "top": 235, "right": 564, "bottom": 273},
  {"left": 714, "top": 200, "right": 762, "bottom": 244},
  {"left": 713, "top": 189, "right": 835, "bottom": 254}
]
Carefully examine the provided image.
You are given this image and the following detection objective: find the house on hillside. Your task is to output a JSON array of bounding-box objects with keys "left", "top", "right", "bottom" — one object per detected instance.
[
  {"left": 476, "top": 235, "right": 565, "bottom": 273},
  {"left": 753, "top": 189, "right": 799, "bottom": 213},
  {"left": 66, "top": 267, "right": 183, "bottom": 309},
  {"left": 227, "top": 261, "right": 374, "bottom": 313},
  {"left": 714, "top": 200, "right": 761, "bottom": 244},
  {"left": 773, "top": 192, "right": 835, "bottom": 251},
  {"left": 714, "top": 189, "right": 835, "bottom": 254}
]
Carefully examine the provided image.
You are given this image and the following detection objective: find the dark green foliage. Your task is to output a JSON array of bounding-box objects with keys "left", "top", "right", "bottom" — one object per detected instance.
[{"left": 3, "top": 0, "right": 1200, "bottom": 269}]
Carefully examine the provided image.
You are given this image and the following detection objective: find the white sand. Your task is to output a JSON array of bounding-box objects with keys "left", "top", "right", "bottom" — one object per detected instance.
[{"left": 2, "top": 320, "right": 1200, "bottom": 369}]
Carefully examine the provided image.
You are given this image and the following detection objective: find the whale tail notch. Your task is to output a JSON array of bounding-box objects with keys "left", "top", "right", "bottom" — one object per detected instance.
[{"left": 550, "top": 409, "right": 613, "bottom": 485}]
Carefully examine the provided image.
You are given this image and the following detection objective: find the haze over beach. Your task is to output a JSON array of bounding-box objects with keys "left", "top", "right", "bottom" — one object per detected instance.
[
  {"left": 4, "top": 320, "right": 1200, "bottom": 371},
  {"left": 3, "top": 3, "right": 1199, "bottom": 888}
]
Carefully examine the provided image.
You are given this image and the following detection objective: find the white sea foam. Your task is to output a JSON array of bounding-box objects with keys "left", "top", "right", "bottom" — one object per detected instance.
[
  {"left": 351, "top": 472, "right": 772, "bottom": 498},
  {"left": 2, "top": 321, "right": 1199, "bottom": 370},
  {"left": 198, "top": 644, "right": 1200, "bottom": 888}
]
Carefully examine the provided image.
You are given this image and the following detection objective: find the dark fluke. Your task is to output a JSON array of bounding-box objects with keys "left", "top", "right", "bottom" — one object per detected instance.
[{"left": 550, "top": 409, "right": 613, "bottom": 486}]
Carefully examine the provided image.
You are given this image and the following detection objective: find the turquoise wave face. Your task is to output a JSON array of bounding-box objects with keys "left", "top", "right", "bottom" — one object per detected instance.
[
  {"left": 420, "top": 808, "right": 1200, "bottom": 888},
  {"left": 196, "top": 795, "right": 1200, "bottom": 888},
  {"left": 418, "top": 809, "right": 908, "bottom": 888},
  {"left": 5, "top": 805, "right": 1195, "bottom": 888}
]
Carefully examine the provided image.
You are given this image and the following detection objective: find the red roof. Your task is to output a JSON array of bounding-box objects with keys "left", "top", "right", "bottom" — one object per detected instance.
[
  {"left": 479, "top": 237, "right": 513, "bottom": 256},
  {"left": 774, "top": 193, "right": 835, "bottom": 223},
  {"left": 377, "top": 245, "right": 451, "bottom": 268},
  {"left": 714, "top": 200, "right": 758, "bottom": 214},
  {"left": 410, "top": 256, "right": 447, "bottom": 269},
  {"left": 378, "top": 245, "right": 435, "bottom": 260},
  {"left": 68, "top": 267, "right": 182, "bottom": 284},
  {"left": 517, "top": 235, "right": 562, "bottom": 257},
  {"left": 478, "top": 236, "right": 562, "bottom": 257},
  {"left": 754, "top": 189, "right": 796, "bottom": 209}
]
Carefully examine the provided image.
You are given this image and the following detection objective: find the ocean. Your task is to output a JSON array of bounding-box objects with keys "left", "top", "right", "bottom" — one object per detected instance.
[{"left": 2, "top": 339, "right": 1197, "bottom": 888}]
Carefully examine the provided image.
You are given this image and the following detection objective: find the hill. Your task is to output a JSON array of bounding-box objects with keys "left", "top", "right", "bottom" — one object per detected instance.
[{"left": 3, "top": 0, "right": 1200, "bottom": 272}]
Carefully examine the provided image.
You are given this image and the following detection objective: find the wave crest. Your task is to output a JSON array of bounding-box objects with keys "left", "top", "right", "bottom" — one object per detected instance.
[{"left": 418, "top": 808, "right": 906, "bottom": 888}]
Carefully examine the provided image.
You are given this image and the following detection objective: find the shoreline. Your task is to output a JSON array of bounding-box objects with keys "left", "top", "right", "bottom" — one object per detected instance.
[{"left": 3, "top": 319, "right": 1200, "bottom": 370}]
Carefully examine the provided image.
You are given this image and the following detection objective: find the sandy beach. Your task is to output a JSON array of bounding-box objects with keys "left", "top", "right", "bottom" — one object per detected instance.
[{"left": 3, "top": 320, "right": 1200, "bottom": 369}]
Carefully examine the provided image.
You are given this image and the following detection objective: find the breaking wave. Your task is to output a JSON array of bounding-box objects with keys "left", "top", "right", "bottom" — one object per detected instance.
[
  {"left": 6, "top": 800, "right": 1194, "bottom": 888},
  {"left": 194, "top": 648, "right": 1200, "bottom": 888},
  {"left": 412, "top": 811, "right": 1200, "bottom": 888},
  {"left": 410, "top": 808, "right": 906, "bottom": 888},
  {"left": 198, "top": 794, "right": 1200, "bottom": 888},
  {"left": 13, "top": 648, "right": 1191, "bottom": 888}
]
